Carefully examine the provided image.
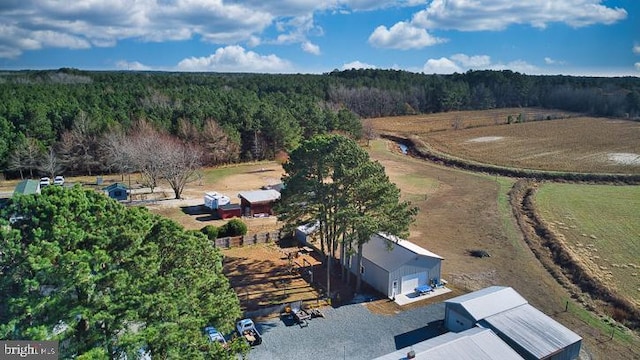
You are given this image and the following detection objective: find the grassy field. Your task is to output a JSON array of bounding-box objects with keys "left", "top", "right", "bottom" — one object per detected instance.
[{"left": 535, "top": 183, "right": 640, "bottom": 308}]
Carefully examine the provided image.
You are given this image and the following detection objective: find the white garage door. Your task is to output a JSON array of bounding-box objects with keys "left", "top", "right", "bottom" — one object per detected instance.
[{"left": 401, "top": 272, "right": 427, "bottom": 294}]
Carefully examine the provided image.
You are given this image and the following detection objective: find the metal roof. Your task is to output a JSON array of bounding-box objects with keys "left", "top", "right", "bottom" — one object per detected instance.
[
  {"left": 238, "top": 189, "right": 281, "bottom": 204},
  {"left": 373, "top": 327, "right": 524, "bottom": 360},
  {"left": 14, "top": 179, "right": 40, "bottom": 196},
  {"left": 363, "top": 233, "right": 443, "bottom": 272},
  {"left": 445, "top": 286, "right": 528, "bottom": 322},
  {"left": 480, "top": 304, "right": 582, "bottom": 359},
  {"left": 102, "top": 182, "right": 128, "bottom": 191}
]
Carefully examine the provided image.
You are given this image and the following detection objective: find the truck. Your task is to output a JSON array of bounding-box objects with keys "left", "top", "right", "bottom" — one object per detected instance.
[
  {"left": 203, "top": 192, "right": 230, "bottom": 210},
  {"left": 236, "top": 319, "right": 262, "bottom": 346}
]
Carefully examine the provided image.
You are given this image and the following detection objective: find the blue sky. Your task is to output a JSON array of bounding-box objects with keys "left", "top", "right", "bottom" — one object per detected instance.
[{"left": 1, "top": 0, "right": 638, "bottom": 76}]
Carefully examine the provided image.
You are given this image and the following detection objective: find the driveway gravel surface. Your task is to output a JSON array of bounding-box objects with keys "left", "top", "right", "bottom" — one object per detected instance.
[{"left": 248, "top": 300, "right": 446, "bottom": 360}]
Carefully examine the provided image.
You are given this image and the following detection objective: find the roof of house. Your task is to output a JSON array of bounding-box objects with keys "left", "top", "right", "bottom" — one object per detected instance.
[
  {"left": 14, "top": 179, "right": 40, "bottom": 196},
  {"left": 218, "top": 203, "right": 241, "bottom": 210},
  {"left": 238, "top": 189, "right": 281, "bottom": 204},
  {"left": 373, "top": 327, "right": 524, "bottom": 360},
  {"left": 363, "top": 233, "right": 443, "bottom": 272},
  {"left": 480, "top": 304, "right": 582, "bottom": 359},
  {"left": 445, "top": 286, "right": 528, "bottom": 322},
  {"left": 102, "top": 182, "right": 128, "bottom": 192}
]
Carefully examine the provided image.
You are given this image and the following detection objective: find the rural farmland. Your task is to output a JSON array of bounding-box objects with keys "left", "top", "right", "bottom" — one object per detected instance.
[
  {"left": 422, "top": 117, "right": 640, "bottom": 174},
  {"left": 535, "top": 184, "right": 640, "bottom": 310}
]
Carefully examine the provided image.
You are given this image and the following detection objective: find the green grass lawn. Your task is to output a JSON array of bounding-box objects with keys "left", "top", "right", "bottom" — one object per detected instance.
[{"left": 535, "top": 184, "right": 640, "bottom": 306}]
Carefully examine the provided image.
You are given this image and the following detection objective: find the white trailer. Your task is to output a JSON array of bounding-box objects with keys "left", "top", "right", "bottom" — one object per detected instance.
[{"left": 203, "top": 192, "right": 230, "bottom": 210}]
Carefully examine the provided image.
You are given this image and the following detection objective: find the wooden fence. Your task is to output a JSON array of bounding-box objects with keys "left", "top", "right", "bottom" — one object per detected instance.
[{"left": 213, "top": 230, "right": 284, "bottom": 248}]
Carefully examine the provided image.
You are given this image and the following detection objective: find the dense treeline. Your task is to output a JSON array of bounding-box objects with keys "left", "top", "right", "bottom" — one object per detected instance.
[{"left": 0, "top": 68, "right": 638, "bottom": 177}]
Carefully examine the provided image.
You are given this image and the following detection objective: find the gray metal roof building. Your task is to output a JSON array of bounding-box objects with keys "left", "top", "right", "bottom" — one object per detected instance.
[
  {"left": 480, "top": 304, "right": 583, "bottom": 360},
  {"left": 444, "top": 286, "right": 582, "bottom": 360},
  {"left": 373, "top": 327, "right": 524, "bottom": 360},
  {"left": 444, "top": 286, "right": 527, "bottom": 332},
  {"left": 348, "top": 233, "right": 443, "bottom": 299}
]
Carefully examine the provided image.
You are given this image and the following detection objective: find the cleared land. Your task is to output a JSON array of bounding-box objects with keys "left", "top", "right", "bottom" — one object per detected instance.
[
  {"left": 368, "top": 108, "right": 574, "bottom": 135},
  {"left": 422, "top": 117, "right": 640, "bottom": 174},
  {"left": 535, "top": 184, "right": 640, "bottom": 309}
]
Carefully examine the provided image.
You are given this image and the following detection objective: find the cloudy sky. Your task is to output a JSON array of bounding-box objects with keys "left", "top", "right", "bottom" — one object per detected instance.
[{"left": 1, "top": 0, "right": 638, "bottom": 76}]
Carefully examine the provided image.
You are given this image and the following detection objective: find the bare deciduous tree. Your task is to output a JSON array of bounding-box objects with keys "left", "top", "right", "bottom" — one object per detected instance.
[
  {"left": 125, "top": 120, "right": 164, "bottom": 192},
  {"left": 99, "top": 128, "right": 134, "bottom": 181},
  {"left": 157, "top": 136, "right": 203, "bottom": 199},
  {"left": 9, "top": 137, "right": 42, "bottom": 179},
  {"left": 58, "top": 111, "right": 101, "bottom": 175},
  {"left": 38, "top": 147, "right": 63, "bottom": 179},
  {"left": 200, "top": 118, "right": 240, "bottom": 165},
  {"left": 361, "top": 119, "right": 376, "bottom": 147}
]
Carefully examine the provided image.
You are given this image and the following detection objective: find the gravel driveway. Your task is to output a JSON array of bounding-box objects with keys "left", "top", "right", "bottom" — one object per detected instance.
[{"left": 248, "top": 301, "right": 446, "bottom": 360}]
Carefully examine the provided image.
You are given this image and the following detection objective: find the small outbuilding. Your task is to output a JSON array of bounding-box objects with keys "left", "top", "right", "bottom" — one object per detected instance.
[
  {"left": 238, "top": 189, "right": 280, "bottom": 217},
  {"left": 14, "top": 179, "right": 41, "bottom": 196},
  {"left": 217, "top": 203, "right": 242, "bottom": 219},
  {"left": 102, "top": 182, "right": 129, "bottom": 201},
  {"left": 348, "top": 233, "right": 443, "bottom": 299}
]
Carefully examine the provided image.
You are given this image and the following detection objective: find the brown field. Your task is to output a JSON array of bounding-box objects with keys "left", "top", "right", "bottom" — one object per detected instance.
[
  {"left": 422, "top": 117, "right": 640, "bottom": 174},
  {"left": 368, "top": 108, "right": 575, "bottom": 136}
]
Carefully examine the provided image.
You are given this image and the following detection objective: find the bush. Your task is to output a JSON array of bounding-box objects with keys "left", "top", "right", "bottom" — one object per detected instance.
[
  {"left": 200, "top": 225, "right": 219, "bottom": 240},
  {"left": 218, "top": 219, "right": 248, "bottom": 238}
]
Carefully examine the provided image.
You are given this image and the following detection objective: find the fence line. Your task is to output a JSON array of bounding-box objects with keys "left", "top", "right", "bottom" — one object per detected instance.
[{"left": 213, "top": 230, "right": 284, "bottom": 248}]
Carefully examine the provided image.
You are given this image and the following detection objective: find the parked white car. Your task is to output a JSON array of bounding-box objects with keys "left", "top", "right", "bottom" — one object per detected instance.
[
  {"left": 53, "top": 175, "right": 65, "bottom": 186},
  {"left": 39, "top": 177, "right": 51, "bottom": 187}
]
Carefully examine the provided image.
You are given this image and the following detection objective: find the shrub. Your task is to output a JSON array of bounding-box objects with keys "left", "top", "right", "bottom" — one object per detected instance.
[
  {"left": 200, "top": 225, "right": 219, "bottom": 240},
  {"left": 218, "top": 218, "right": 248, "bottom": 238}
]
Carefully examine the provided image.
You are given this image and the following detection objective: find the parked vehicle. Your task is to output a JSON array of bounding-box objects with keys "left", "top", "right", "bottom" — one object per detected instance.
[
  {"left": 204, "top": 326, "right": 227, "bottom": 347},
  {"left": 53, "top": 175, "right": 65, "bottom": 186},
  {"left": 203, "top": 192, "right": 230, "bottom": 210},
  {"left": 39, "top": 177, "right": 51, "bottom": 187},
  {"left": 236, "top": 319, "right": 262, "bottom": 346}
]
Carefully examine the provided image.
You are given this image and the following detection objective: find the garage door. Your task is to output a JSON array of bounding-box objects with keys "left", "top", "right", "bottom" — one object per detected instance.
[{"left": 401, "top": 272, "right": 427, "bottom": 294}]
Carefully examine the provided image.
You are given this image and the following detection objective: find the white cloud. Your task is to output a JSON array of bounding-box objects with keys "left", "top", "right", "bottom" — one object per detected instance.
[
  {"left": 422, "top": 57, "right": 461, "bottom": 74},
  {"left": 422, "top": 53, "right": 539, "bottom": 74},
  {"left": 635, "top": 63, "right": 640, "bottom": 72},
  {"left": 369, "top": 21, "right": 444, "bottom": 49},
  {"left": 544, "top": 57, "right": 566, "bottom": 65},
  {"left": 301, "top": 41, "right": 320, "bottom": 55},
  {"left": 176, "top": 45, "right": 292, "bottom": 73},
  {"left": 633, "top": 44, "right": 640, "bottom": 54},
  {"left": 489, "top": 60, "right": 539, "bottom": 74},
  {"left": 342, "top": 60, "right": 376, "bottom": 70},
  {"left": 412, "top": 0, "right": 627, "bottom": 31},
  {"left": 450, "top": 54, "right": 491, "bottom": 68},
  {"left": 116, "top": 60, "right": 151, "bottom": 71}
]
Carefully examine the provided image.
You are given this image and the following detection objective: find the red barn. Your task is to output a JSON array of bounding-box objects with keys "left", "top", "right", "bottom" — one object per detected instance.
[{"left": 217, "top": 203, "right": 242, "bottom": 219}]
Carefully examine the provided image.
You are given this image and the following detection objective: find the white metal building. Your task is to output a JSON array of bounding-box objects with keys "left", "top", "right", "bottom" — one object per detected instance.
[
  {"left": 348, "top": 233, "right": 443, "bottom": 299},
  {"left": 373, "top": 327, "right": 525, "bottom": 360},
  {"left": 444, "top": 286, "right": 527, "bottom": 332},
  {"left": 479, "top": 304, "right": 583, "bottom": 360},
  {"left": 445, "top": 286, "right": 583, "bottom": 360}
]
